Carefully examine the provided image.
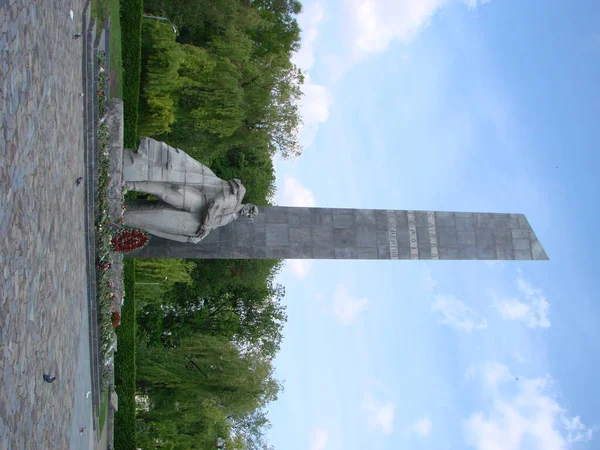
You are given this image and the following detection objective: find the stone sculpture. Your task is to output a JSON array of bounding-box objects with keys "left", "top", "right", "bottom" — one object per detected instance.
[{"left": 122, "top": 138, "right": 258, "bottom": 243}]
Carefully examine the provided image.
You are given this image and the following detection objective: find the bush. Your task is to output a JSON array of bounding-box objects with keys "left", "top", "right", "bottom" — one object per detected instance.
[
  {"left": 120, "top": 0, "right": 143, "bottom": 148},
  {"left": 114, "top": 260, "right": 137, "bottom": 449}
]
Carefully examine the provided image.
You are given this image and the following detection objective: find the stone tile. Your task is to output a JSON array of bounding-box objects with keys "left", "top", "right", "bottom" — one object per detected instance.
[
  {"left": 455, "top": 214, "right": 475, "bottom": 231},
  {"left": 457, "top": 231, "right": 476, "bottom": 246},
  {"left": 310, "top": 208, "right": 332, "bottom": 225},
  {"left": 288, "top": 207, "right": 311, "bottom": 226},
  {"left": 438, "top": 227, "right": 458, "bottom": 248},
  {"left": 332, "top": 209, "right": 355, "bottom": 228},
  {"left": 355, "top": 209, "right": 376, "bottom": 226},
  {"left": 289, "top": 242, "right": 312, "bottom": 258},
  {"left": 334, "top": 228, "right": 357, "bottom": 248},
  {"left": 435, "top": 211, "right": 455, "bottom": 227},
  {"left": 356, "top": 225, "right": 377, "bottom": 247},
  {"left": 357, "top": 247, "right": 378, "bottom": 259},
  {"left": 0, "top": 1, "right": 89, "bottom": 447},
  {"left": 438, "top": 247, "right": 458, "bottom": 259},
  {"left": 312, "top": 224, "right": 334, "bottom": 245},
  {"left": 312, "top": 243, "right": 334, "bottom": 259},
  {"left": 415, "top": 211, "right": 429, "bottom": 227},
  {"left": 265, "top": 206, "right": 289, "bottom": 223},
  {"left": 266, "top": 223, "right": 289, "bottom": 246},
  {"left": 289, "top": 225, "right": 311, "bottom": 243},
  {"left": 394, "top": 210, "right": 408, "bottom": 227}
]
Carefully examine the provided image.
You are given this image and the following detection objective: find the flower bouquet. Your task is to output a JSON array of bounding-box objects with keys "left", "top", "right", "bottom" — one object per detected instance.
[
  {"left": 111, "top": 312, "right": 121, "bottom": 328},
  {"left": 110, "top": 228, "right": 149, "bottom": 253}
]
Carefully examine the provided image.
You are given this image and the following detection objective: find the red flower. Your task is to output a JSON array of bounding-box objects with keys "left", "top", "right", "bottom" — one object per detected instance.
[{"left": 110, "top": 229, "right": 149, "bottom": 253}]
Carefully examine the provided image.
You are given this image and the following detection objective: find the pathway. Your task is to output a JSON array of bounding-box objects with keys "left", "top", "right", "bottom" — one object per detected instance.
[{"left": 0, "top": 0, "right": 96, "bottom": 448}]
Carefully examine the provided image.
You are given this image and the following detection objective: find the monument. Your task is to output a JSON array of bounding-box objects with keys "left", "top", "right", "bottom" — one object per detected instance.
[
  {"left": 123, "top": 138, "right": 548, "bottom": 261},
  {"left": 123, "top": 138, "right": 258, "bottom": 243}
]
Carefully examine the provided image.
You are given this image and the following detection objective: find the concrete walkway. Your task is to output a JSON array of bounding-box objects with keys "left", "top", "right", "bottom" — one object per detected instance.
[{"left": 0, "top": 0, "right": 97, "bottom": 448}]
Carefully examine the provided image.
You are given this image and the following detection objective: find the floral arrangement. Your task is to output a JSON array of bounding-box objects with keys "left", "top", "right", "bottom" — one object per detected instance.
[
  {"left": 111, "top": 312, "right": 121, "bottom": 328},
  {"left": 97, "top": 259, "right": 112, "bottom": 272},
  {"left": 97, "top": 50, "right": 108, "bottom": 113},
  {"left": 111, "top": 228, "right": 149, "bottom": 253}
]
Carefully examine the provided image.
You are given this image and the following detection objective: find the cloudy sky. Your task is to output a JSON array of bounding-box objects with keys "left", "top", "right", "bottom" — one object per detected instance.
[{"left": 267, "top": 1, "right": 600, "bottom": 449}]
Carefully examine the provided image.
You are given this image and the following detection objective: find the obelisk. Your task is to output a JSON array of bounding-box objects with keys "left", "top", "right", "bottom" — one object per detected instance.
[{"left": 129, "top": 206, "right": 548, "bottom": 260}]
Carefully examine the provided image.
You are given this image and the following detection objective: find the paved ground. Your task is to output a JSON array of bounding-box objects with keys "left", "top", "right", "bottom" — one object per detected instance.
[{"left": 0, "top": 1, "right": 96, "bottom": 448}]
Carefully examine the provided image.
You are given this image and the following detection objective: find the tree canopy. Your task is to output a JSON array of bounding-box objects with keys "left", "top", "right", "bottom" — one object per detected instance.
[{"left": 134, "top": 1, "right": 304, "bottom": 447}]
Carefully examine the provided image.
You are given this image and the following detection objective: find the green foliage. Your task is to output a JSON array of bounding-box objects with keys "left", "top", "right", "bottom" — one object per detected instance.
[
  {"left": 140, "top": 0, "right": 304, "bottom": 164},
  {"left": 134, "top": 258, "right": 192, "bottom": 284},
  {"left": 136, "top": 334, "right": 281, "bottom": 449},
  {"left": 131, "top": 1, "right": 306, "bottom": 447},
  {"left": 114, "top": 260, "right": 137, "bottom": 450},
  {"left": 99, "top": 390, "right": 108, "bottom": 432},
  {"left": 209, "top": 142, "right": 276, "bottom": 205},
  {"left": 139, "top": 260, "right": 286, "bottom": 357},
  {"left": 134, "top": 258, "right": 286, "bottom": 448},
  {"left": 120, "top": 0, "right": 143, "bottom": 147},
  {"left": 139, "top": 21, "right": 185, "bottom": 136}
]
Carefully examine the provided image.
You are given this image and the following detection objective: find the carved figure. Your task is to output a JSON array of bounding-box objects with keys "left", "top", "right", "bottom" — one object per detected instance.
[{"left": 122, "top": 138, "right": 258, "bottom": 243}]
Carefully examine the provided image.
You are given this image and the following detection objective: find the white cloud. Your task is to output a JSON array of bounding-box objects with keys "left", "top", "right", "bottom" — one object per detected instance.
[
  {"left": 279, "top": 175, "right": 316, "bottom": 207},
  {"left": 298, "top": 76, "right": 333, "bottom": 148},
  {"left": 422, "top": 266, "right": 438, "bottom": 291},
  {"left": 513, "top": 348, "right": 529, "bottom": 364},
  {"left": 331, "top": 285, "right": 368, "bottom": 325},
  {"left": 431, "top": 295, "right": 487, "bottom": 333},
  {"left": 346, "top": 0, "right": 491, "bottom": 58},
  {"left": 364, "top": 394, "right": 395, "bottom": 435},
  {"left": 309, "top": 426, "right": 329, "bottom": 450},
  {"left": 562, "top": 416, "right": 594, "bottom": 445},
  {"left": 516, "top": 272, "right": 550, "bottom": 328},
  {"left": 291, "top": 2, "right": 332, "bottom": 148},
  {"left": 492, "top": 295, "right": 531, "bottom": 320},
  {"left": 287, "top": 260, "right": 313, "bottom": 279},
  {"left": 462, "top": 0, "right": 490, "bottom": 9},
  {"left": 408, "top": 416, "right": 433, "bottom": 437},
  {"left": 294, "top": 2, "right": 325, "bottom": 71},
  {"left": 464, "top": 363, "right": 594, "bottom": 450},
  {"left": 490, "top": 272, "right": 550, "bottom": 328}
]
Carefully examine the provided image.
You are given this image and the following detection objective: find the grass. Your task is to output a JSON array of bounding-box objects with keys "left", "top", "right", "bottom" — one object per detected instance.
[
  {"left": 114, "top": 260, "right": 137, "bottom": 450},
  {"left": 90, "top": 0, "right": 109, "bottom": 25},
  {"left": 108, "top": 0, "right": 123, "bottom": 98},
  {"left": 120, "top": 0, "right": 143, "bottom": 148},
  {"left": 91, "top": 0, "right": 124, "bottom": 99},
  {"left": 98, "top": 389, "right": 109, "bottom": 432}
]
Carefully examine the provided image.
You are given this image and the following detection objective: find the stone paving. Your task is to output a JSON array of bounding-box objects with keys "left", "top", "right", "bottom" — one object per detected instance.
[{"left": 0, "top": 0, "right": 94, "bottom": 448}]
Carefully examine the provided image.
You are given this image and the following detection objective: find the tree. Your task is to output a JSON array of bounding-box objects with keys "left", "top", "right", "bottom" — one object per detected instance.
[{"left": 137, "top": 335, "right": 282, "bottom": 448}]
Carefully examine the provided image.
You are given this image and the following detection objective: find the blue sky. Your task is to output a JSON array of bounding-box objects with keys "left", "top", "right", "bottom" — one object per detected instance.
[{"left": 267, "top": 1, "right": 600, "bottom": 449}]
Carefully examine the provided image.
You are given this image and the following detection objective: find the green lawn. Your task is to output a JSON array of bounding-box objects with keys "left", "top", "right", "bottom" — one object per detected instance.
[
  {"left": 90, "top": 0, "right": 124, "bottom": 98},
  {"left": 114, "top": 260, "right": 137, "bottom": 450},
  {"left": 98, "top": 389, "right": 109, "bottom": 433},
  {"left": 108, "top": 0, "right": 123, "bottom": 99}
]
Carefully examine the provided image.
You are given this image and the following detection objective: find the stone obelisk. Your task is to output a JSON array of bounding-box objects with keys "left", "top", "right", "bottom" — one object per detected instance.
[{"left": 129, "top": 206, "right": 548, "bottom": 260}]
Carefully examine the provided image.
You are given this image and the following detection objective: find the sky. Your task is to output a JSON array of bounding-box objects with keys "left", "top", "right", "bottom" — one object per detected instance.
[{"left": 266, "top": 1, "right": 600, "bottom": 449}]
